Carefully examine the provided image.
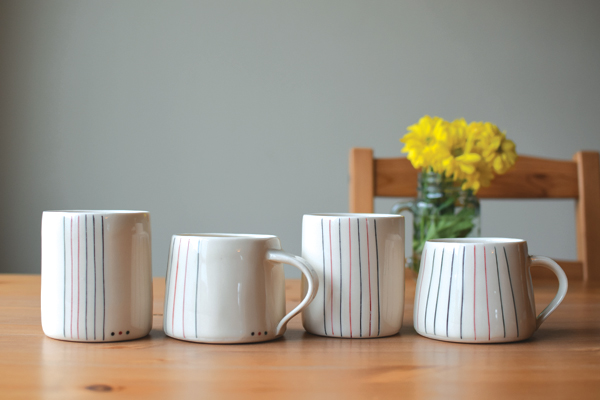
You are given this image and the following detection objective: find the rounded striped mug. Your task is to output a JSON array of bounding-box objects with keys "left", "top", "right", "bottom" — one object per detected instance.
[
  {"left": 413, "top": 238, "right": 568, "bottom": 343},
  {"left": 163, "top": 234, "right": 318, "bottom": 343}
]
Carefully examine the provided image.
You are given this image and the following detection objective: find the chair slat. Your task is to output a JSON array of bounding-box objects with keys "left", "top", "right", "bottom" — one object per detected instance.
[
  {"left": 349, "top": 148, "right": 375, "bottom": 213},
  {"left": 574, "top": 151, "right": 600, "bottom": 281},
  {"left": 374, "top": 155, "right": 579, "bottom": 199}
]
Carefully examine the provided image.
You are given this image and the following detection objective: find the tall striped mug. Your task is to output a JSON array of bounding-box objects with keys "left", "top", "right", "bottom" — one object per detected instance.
[
  {"left": 41, "top": 210, "right": 153, "bottom": 342},
  {"left": 414, "top": 238, "right": 568, "bottom": 343},
  {"left": 301, "top": 214, "right": 405, "bottom": 338}
]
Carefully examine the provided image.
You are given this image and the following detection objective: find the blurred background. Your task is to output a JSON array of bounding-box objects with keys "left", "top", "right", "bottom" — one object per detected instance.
[{"left": 1, "top": 0, "right": 599, "bottom": 277}]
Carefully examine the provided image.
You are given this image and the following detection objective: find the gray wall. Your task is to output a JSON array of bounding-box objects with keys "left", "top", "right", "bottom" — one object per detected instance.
[{"left": 1, "top": 0, "right": 599, "bottom": 277}]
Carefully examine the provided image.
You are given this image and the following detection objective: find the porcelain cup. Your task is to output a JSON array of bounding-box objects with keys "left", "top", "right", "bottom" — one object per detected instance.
[
  {"left": 414, "top": 238, "right": 568, "bottom": 343},
  {"left": 163, "top": 234, "right": 318, "bottom": 343},
  {"left": 41, "top": 210, "right": 153, "bottom": 342},
  {"left": 301, "top": 214, "right": 405, "bottom": 338}
]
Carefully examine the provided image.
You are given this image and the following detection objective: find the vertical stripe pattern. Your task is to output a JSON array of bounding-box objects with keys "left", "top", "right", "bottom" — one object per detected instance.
[
  {"left": 338, "top": 219, "right": 342, "bottom": 337},
  {"left": 504, "top": 247, "right": 519, "bottom": 338},
  {"left": 494, "top": 246, "right": 506, "bottom": 337},
  {"left": 61, "top": 214, "right": 107, "bottom": 341},
  {"left": 84, "top": 216, "right": 88, "bottom": 340},
  {"left": 374, "top": 220, "right": 380, "bottom": 336},
  {"left": 473, "top": 246, "right": 477, "bottom": 340},
  {"left": 484, "top": 246, "right": 491, "bottom": 341},
  {"left": 329, "top": 221, "right": 334, "bottom": 336},
  {"left": 460, "top": 246, "right": 465, "bottom": 339},
  {"left": 101, "top": 217, "right": 105, "bottom": 341},
  {"left": 314, "top": 217, "right": 383, "bottom": 337},
  {"left": 415, "top": 244, "right": 525, "bottom": 342},
  {"left": 424, "top": 249, "right": 436, "bottom": 334},
  {"left": 321, "top": 220, "right": 327, "bottom": 335},
  {"left": 195, "top": 245, "right": 200, "bottom": 338},
  {"left": 182, "top": 239, "right": 190, "bottom": 338},
  {"left": 445, "top": 248, "right": 455, "bottom": 337}
]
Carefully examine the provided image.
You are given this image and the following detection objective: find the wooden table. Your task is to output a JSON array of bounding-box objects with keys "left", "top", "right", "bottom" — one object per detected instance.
[{"left": 1, "top": 274, "right": 599, "bottom": 399}]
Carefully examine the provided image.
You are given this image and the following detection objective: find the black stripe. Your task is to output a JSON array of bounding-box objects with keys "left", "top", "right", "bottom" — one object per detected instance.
[
  {"left": 321, "top": 219, "right": 326, "bottom": 335},
  {"left": 424, "top": 249, "right": 436, "bottom": 334},
  {"left": 460, "top": 247, "right": 465, "bottom": 339},
  {"left": 433, "top": 249, "right": 444, "bottom": 335},
  {"left": 70, "top": 217, "right": 73, "bottom": 339},
  {"left": 101, "top": 216, "right": 105, "bottom": 341},
  {"left": 195, "top": 242, "right": 200, "bottom": 338},
  {"left": 504, "top": 247, "right": 519, "bottom": 337},
  {"left": 446, "top": 248, "right": 455, "bottom": 337},
  {"left": 495, "top": 247, "right": 506, "bottom": 338},
  {"left": 374, "top": 220, "right": 380, "bottom": 336},
  {"left": 357, "top": 219, "right": 362, "bottom": 337},
  {"left": 93, "top": 216, "right": 97, "bottom": 340},
  {"left": 338, "top": 219, "right": 342, "bottom": 336},
  {"left": 85, "top": 216, "right": 88, "bottom": 340},
  {"left": 63, "top": 216, "right": 67, "bottom": 338}
]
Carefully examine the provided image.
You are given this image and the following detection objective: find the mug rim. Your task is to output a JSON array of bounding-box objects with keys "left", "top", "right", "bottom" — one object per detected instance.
[
  {"left": 427, "top": 237, "right": 525, "bottom": 244},
  {"left": 43, "top": 210, "right": 149, "bottom": 214},
  {"left": 172, "top": 233, "right": 277, "bottom": 239},
  {"left": 304, "top": 213, "right": 402, "bottom": 218}
]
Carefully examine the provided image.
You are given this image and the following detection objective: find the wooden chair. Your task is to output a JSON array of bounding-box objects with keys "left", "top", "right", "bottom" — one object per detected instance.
[{"left": 349, "top": 148, "right": 600, "bottom": 281}]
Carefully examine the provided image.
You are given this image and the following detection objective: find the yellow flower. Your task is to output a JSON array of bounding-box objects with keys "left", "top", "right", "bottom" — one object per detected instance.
[
  {"left": 400, "top": 116, "right": 517, "bottom": 193},
  {"left": 400, "top": 115, "right": 444, "bottom": 169},
  {"left": 461, "top": 161, "right": 494, "bottom": 193},
  {"left": 470, "top": 122, "right": 518, "bottom": 174},
  {"left": 491, "top": 138, "right": 517, "bottom": 174},
  {"left": 439, "top": 119, "right": 481, "bottom": 181}
]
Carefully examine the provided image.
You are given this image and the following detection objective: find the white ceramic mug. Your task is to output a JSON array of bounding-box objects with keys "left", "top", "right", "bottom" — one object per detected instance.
[
  {"left": 301, "top": 214, "right": 405, "bottom": 338},
  {"left": 414, "top": 238, "right": 568, "bottom": 343},
  {"left": 163, "top": 234, "right": 318, "bottom": 343},
  {"left": 41, "top": 210, "right": 153, "bottom": 342}
]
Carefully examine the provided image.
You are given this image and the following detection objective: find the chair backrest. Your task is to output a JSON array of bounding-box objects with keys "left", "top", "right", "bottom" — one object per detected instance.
[{"left": 349, "top": 148, "right": 600, "bottom": 281}]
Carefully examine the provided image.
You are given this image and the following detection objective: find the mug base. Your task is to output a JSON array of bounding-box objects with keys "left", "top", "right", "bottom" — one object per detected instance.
[
  {"left": 165, "top": 333, "right": 283, "bottom": 344},
  {"left": 43, "top": 332, "right": 150, "bottom": 343},
  {"left": 304, "top": 330, "right": 400, "bottom": 339},
  {"left": 415, "top": 330, "right": 530, "bottom": 344}
]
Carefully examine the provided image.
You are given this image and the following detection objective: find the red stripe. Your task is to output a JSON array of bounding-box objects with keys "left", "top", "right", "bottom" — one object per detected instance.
[
  {"left": 416, "top": 250, "right": 427, "bottom": 331},
  {"left": 77, "top": 216, "right": 80, "bottom": 339},
  {"left": 365, "top": 219, "right": 372, "bottom": 336},
  {"left": 473, "top": 246, "right": 477, "bottom": 341},
  {"left": 329, "top": 220, "right": 334, "bottom": 335},
  {"left": 348, "top": 218, "right": 352, "bottom": 338},
  {"left": 171, "top": 239, "right": 182, "bottom": 335},
  {"left": 484, "top": 246, "right": 491, "bottom": 340},
  {"left": 182, "top": 239, "right": 190, "bottom": 339},
  {"left": 70, "top": 217, "right": 73, "bottom": 339}
]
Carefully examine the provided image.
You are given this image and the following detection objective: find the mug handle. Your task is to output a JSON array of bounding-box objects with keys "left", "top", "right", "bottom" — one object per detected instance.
[
  {"left": 266, "top": 250, "right": 319, "bottom": 336},
  {"left": 529, "top": 255, "right": 568, "bottom": 329}
]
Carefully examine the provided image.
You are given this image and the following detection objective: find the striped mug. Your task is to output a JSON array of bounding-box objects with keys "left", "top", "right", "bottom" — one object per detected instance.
[
  {"left": 301, "top": 214, "right": 405, "bottom": 338},
  {"left": 413, "top": 238, "right": 568, "bottom": 343},
  {"left": 41, "top": 210, "right": 153, "bottom": 342},
  {"left": 163, "top": 234, "right": 318, "bottom": 343}
]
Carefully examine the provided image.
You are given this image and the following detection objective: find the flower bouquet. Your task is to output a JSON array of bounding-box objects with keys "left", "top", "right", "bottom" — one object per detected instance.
[{"left": 393, "top": 116, "right": 517, "bottom": 271}]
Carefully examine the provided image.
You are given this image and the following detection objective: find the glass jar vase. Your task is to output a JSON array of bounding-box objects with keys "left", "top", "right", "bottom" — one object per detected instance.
[{"left": 392, "top": 171, "right": 481, "bottom": 272}]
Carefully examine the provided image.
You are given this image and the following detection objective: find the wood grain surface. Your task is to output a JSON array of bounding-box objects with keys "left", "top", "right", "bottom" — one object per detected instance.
[{"left": 1, "top": 274, "right": 599, "bottom": 399}]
